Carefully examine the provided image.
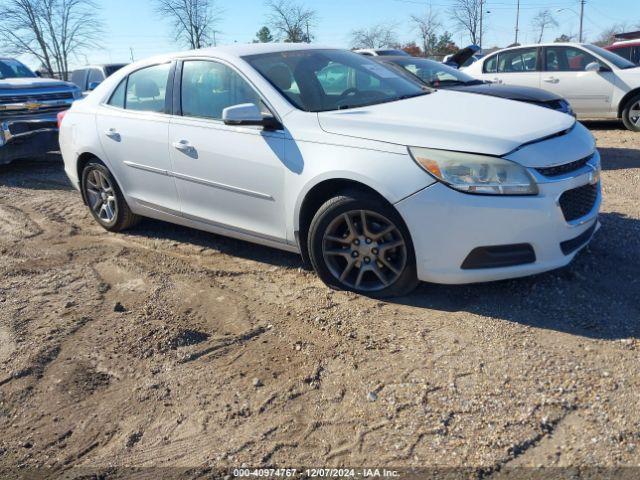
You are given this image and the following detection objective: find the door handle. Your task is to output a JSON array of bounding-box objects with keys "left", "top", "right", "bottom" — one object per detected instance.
[
  {"left": 544, "top": 77, "right": 559, "bottom": 84},
  {"left": 104, "top": 128, "right": 120, "bottom": 141},
  {"left": 173, "top": 140, "right": 192, "bottom": 152},
  {"left": 493, "top": 78, "right": 503, "bottom": 84}
]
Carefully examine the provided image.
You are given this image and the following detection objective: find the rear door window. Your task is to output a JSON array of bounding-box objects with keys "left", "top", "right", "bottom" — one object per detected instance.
[
  {"left": 125, "top": 63, "right": 171, "bottom": 113},
  {"left": 498, "top": 48, "right": 539, "bottom": 73}
]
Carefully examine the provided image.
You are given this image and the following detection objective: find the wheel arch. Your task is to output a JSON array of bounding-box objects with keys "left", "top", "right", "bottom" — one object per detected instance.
[
  {"left": 294, "top": 177, "right": 397, "bottom": 267},
  {"left": 618, "top": 88, "right": 640, "bottom": 118}
]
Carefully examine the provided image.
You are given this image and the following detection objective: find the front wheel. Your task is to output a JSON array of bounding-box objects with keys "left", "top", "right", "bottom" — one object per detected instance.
[
  {"left": 308, "top": 191, "right": 418, "bottom": 298},
  {"left": 81, "top": 160, "right": 140, "bottom": 232},
  {"left": 621, "top": 94, "right": 640, "bottom": 132}
]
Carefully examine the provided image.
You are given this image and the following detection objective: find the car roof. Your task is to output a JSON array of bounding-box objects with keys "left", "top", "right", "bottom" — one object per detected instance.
[
  {"left": 609, "top": 40, "right": 640, "bottom": 47},
  {"left": 484, "top": 42, "right": 590, "bottom": 55}
]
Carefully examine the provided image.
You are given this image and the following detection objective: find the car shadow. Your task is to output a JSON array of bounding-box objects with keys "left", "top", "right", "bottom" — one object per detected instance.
[
  {"left": 581, "top": 120, "right": 625, "bottom": 131},
  {"left": 0, "top": 155, "right": 75, "bottom": 191},
  {"left": 389, "top": 211, "right": 640, "bottom": 341},
  {"left": 598, "top": 147, "right": 640, "bottom": 171},
  {"left": 126, "top": 217, "right": 304, "bottom": 270}
]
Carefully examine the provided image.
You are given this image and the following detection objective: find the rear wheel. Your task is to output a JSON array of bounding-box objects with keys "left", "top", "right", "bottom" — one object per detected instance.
[
  {"left": 621, "top": 94, "right": 640, "bottom": 132},
  {"left": 308, "top": 191, "right": 418, "bottom": 298},
  {"left": 81, "top": 161, "right": 140, "bottom": 232}
]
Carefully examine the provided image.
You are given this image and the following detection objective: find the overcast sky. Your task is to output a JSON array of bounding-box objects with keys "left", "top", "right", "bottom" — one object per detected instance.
[{"left": 18, "top": 0, "right": 640, "bottom": 69}]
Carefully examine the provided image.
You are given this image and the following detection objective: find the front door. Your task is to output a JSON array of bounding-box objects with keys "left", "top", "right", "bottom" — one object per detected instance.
[
  {"left": 541, "top": 46, "right": 615, "bottom": 117},
  {"left": 168, "top": 59, "right": 286, "bottom": 241}
]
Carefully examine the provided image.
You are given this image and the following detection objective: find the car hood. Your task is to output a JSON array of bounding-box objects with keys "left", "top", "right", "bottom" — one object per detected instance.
[
  {"left": 447, "top": 83, "right": 563, "bottom": 102},
  {"left": 317, "top": 90, "right": 575, "bottom": 156},
  {"left": 0, "top": 77, "right": 76, "bottom": 90},
  {"left": 616, "top": 66, "right": 640, "bottom": 82}
]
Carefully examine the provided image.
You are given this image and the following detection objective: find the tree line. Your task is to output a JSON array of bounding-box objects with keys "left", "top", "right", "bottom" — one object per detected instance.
[{"left": 0, "top": 0, "right": 638, "bottom": 81}]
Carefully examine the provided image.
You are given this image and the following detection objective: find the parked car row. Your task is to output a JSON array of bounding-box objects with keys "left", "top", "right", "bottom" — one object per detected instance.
[
  {"left": 58, "top": 44, "right": 602, "bottom": 297},
  {"left": 464, "top": 43, "right": 640, "bottom": 131}
]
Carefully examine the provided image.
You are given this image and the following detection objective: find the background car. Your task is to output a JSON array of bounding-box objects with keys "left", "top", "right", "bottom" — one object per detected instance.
[
  {"left": 464, "top": 42, "right": 640, "bottom": 131},
  {"left": 354, "top": 48, "right": 410, "bottom": 57},
  {"left": 0, "top": 57, "right": 81, "bottom": 165},
  {"left": 376, "top": 55, "right": 574, "bottom": 116},
  {"left": 605, "top": 40, "right": 640, "bottom": 65},
  {"left": 70, "top": 63, "right": 128, "bottom": 95}
]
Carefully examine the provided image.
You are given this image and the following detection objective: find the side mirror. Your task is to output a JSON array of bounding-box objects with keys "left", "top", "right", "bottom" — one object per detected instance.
[
  {"left": 88, "top": 81, "right": 102, "bottom": 91},
  {"left": 222, "top": 103, "right": 282, "bottom": 130},
  {"left": 585, "top": 62, "right": 602, "bottom": 72}
]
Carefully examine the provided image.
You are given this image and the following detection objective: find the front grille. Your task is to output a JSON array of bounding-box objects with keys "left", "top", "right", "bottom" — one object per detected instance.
[
  {"left": 0, "top": 90, "right": 74, "bottom": 117},
  {"left": 536, "top": 154, "right": 593, "bottom": 177},
  {"left": 559, "top": 183, "right": 599, "bottom": 222},
  {"left": 0, "top": 91, "right": 73, "bottom": 103}
]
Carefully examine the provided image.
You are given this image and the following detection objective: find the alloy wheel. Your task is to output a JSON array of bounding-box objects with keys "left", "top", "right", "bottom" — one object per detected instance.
[
  {"left": 85, "top": 169, "right": 118, "bottom": 224},
  {"left": 322, "top": 209, "right": 407, "bottom": 292}
]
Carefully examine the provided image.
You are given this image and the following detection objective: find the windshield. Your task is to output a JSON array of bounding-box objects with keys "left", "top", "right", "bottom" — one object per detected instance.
[
  {"left": 244, "top": 49, "right": 428, "bottom": 112},
  {"left": 385, "top": 57, "right": 480, "bottom": 87},
  {"left": 0, "top": 59, "right": 36, "bottom": 79},
  {"left": 583, "top": 44, "right": 636, "bottom": 69}
]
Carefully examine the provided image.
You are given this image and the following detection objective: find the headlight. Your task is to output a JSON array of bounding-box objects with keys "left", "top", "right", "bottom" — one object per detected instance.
[
  {"left": 71, "top": 88, "right": 83, "bottom": 100},
  {"left": 409, "top": 147, "right": 539, "bottom": 195}
]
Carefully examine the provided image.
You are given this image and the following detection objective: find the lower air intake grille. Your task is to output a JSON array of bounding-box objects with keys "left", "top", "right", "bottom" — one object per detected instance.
[{"left": 559, "top": 183, "right": 598, "bottom": 222}]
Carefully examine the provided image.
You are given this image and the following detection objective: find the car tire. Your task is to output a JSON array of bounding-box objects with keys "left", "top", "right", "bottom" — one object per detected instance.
[
  {"left": 308, "top": 190, "right": 418, "bottom": 298},
  {"left": 621, "top": 94, "right": 640, "bottom": 132},
  {"left": 81, "top": 160, "right": 140, "bottom": 232}
]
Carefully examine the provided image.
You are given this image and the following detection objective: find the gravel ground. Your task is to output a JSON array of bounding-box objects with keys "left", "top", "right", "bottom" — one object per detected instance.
[{"left": 0, "top": 122, "right": 638, "bottom": 478}]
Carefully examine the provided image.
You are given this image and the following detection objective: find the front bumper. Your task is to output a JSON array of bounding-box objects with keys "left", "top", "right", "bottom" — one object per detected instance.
[
  {"left": 396, "top": 152, "right": 601, "bottom": 284},
  {"left": 0, "top": 115, "right": 60, "bottom": 165}
]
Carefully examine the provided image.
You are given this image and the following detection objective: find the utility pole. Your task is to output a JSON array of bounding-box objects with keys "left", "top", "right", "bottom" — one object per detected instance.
[
  {"left": 129, "top": 47, "right": 135, "bottom": 62},
  {"left": 479, "top": 0, "right": 484, "bottom": 49},
  {"left": 514, "top": 0, "right": 520, "bottom": 45},
  {"left": 579, "top": 0, "right": 585, "bottom": 43}
]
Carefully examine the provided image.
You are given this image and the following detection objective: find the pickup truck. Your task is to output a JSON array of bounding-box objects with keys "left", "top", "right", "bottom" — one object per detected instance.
[{"left": 0, "top": 57, "right": 82, "bottom": 165}]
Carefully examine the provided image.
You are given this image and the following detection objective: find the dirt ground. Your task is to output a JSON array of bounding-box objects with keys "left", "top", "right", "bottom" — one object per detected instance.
[{"left": 0, "top": 121, "right": 639, "bottom": 478}]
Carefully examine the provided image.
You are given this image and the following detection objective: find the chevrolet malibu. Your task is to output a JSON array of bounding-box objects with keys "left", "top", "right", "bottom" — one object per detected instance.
[{"left": 59, "top": 44, "right": 601, "bottom": 297}]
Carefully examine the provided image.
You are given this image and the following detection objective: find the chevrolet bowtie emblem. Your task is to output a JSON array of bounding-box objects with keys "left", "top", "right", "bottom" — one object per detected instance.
[{"left": 25, "top": 101, "right": 42, "bottom": 111}]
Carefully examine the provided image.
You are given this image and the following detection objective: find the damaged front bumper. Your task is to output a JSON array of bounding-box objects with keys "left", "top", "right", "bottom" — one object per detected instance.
[{"left": 0, "top": 115, "right": 60, "bottom": 165}]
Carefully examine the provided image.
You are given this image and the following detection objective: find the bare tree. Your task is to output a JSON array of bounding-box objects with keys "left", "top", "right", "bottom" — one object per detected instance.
[
  {"left": 266, "top": 0, "right": 317, "bottom": 43},
  {"left": 531, "top": 9, "right": 558, "bottom": 43},
  {"left": 350, "top": 24, "right": 398, "bottom": 49},
  {"left": 411, "top": 8, "right": 441, "bottom": 57},
  {"left": 0, "top": 0, "right": 101, "bottom": 79},
  {"left": 155, "top": 0, "right": 223, "bottom": 49},
  {"left": 593, "top": 23, "right": 626, "bottom": 47},
  {"left": 450, "top": 0, "right": 483, "bottom": 45}
]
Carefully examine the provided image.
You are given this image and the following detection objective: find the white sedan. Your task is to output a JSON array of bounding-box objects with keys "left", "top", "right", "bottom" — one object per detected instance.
[
  {"left": 59, "top": 44, "right": 601, "bottom": 297},
  {"left": 464, "top": 42, "right": 640, "bottom": 131}
]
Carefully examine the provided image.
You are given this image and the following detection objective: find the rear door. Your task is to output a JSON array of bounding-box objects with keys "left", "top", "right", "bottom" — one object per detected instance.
[
  {"left": 491, "top": 47, "right": 542, "bottom": 88},
  {"left": 541, "top": 45, "right": 614, "bottom": 117},
  {"left": 96, "top": 62, "right": 180, "bottom": 212}
]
